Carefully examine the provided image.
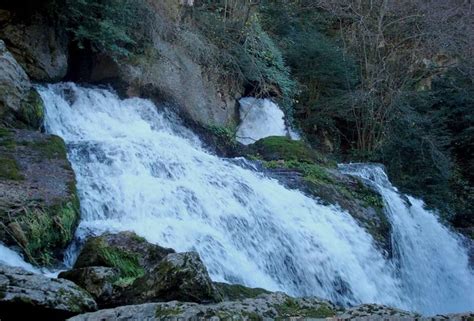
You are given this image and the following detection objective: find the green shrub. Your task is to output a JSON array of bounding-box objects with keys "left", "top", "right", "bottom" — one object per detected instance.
[
  {"left": 57, "top": 0, "right": 142, "bottom": 57},
  {"left": 191, "top": 2, "right": 296, "bottom": 114}
]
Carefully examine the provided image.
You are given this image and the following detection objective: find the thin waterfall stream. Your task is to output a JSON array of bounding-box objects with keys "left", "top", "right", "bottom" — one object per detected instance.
[{"left": 31, "top": 83, "right": 473, "bottom": 315}]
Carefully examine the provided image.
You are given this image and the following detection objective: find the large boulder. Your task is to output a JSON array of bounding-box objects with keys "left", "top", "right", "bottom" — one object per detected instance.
[
  {"left": 0, "top": 13, "right": 68, "bottom": 81},
  {"left": 0, "top": 39, "right": 44, "bottom": 128},
  {"left": 0, "top": 264, "right": 97, "bottom": 321},
  {"left": 73, "top": 231, "right": 175, "bottom": 272},
  {"left": 58, "top": 267, "right": 120, "bottom": 308},
  {"left": 60, "top": 232, "right": 221, "bottom": 307},
  {"left": 130, "top": 251, "right": 220, "bottom": 304},
  {"left": 0, "top": 128, "right": 80, "bottom": 266}
]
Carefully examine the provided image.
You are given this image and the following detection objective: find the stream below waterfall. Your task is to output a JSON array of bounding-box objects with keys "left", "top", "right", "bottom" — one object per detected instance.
[{"left": 13, "top": 82, "right": 469, "bottom": 315}]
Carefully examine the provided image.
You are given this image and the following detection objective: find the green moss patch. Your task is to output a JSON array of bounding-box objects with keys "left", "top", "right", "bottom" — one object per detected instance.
[
  {"left": 0, "top": 156, "right": 24, "bottom": 180},
  {"left": 215, "top": 283, "right": 270, "bottom": 300},
  {"left": 18, "top": 90, "right": 45, "bottom": 129},
  {"left": 155, "top": 306, "right": 183, "bottom": 318},
  {"left": 22, "top": 135, "right": 68, "bottom": 159},
  {"left": 76, "top": 238, "right": 145, "bottom": 284},
  {"left": 275, "top": 298, "right": 335, "bottom": 319},
  {"left": 249, "top": 136, "right": 329, "bottom": 164},
  {"left": 0, "top": 128, "right": 16, "bottom": 149}
]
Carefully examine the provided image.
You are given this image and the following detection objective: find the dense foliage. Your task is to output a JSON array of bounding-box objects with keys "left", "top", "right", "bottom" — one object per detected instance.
[
  {"left": 189, "top": 0, "right": 297, "bottom": 113},
  {"left": 59, "top": 0, "right": 138, "bottom": 56},
  {"left": 259, "top": 0, "right": 473, "bottom": 229}
]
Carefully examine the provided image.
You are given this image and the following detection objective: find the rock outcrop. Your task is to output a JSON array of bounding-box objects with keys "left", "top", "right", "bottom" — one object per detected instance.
[
  {"left": 0, "top": 40, "right": 44, "bottom": 128},
  {"left": 0, "top": 128, "right": 79, "bottom": 266},
  {"left": 0, "top": 12, "right": 68, "bottom": 81},
  {"left": 59, "top": 232, "right": 221, "bottom": 308},
  {"left": 68, "top": 292, "right": 338, "bottom": 321},
  {"left": 0, "top": 264, "right": 97, "bottom": 321},
  {"left": 67, "top": 292, "right": 474, "bottom": 321},
  {"left": 68, "top": 0, "right": 242, "bottom": 128},
  {"left": 246, "top": 136, "right": 391, "bottom": 255}
]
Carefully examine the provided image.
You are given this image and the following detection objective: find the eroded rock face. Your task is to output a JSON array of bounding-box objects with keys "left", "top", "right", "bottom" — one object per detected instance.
[
  {"left": 0, "top": 264, "right": 97, "bottom": 321},
  {"left": 61, "top": 231, "right": 220, "bottom": 308},
  {"left": 0, "top": 128, "right": 79, "bottom": 266},
  {"left": 0, "top": 40, "right": 44, "bottom": 128},
  {"left": 84, "top": 42, "right": 240, "bottom": 127},
  {"left": 0, "top": 13, "right": 68, "bottom": 81}
]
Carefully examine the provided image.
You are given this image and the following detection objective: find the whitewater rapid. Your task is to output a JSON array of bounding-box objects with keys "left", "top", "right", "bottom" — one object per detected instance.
[
  {"left": 31, "top": 83, "right": 472, "bottom": 315},
  {"left": 340, "top": 164, "right": 474, "bottom": 314}
]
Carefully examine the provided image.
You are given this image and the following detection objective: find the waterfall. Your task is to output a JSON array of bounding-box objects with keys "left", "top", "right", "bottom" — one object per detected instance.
[
  {"left": 236, "top": 97, "right": 296, "bottom": 145},
  {"left": 340, "top": 164, "right": 474, "bottom": 315},
  {"left": 35, "top": 83, "right": 473, "bottom": 314}
]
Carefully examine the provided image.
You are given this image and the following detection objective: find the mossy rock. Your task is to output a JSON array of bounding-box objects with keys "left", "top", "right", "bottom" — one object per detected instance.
[
  {"left": 75, "top": 237, "right": 145, "bottom": 282},
  {"left": 214, "top": 282, "right": 270, "bottom": 300},
  {"left": 17, "top": 89, "right": 45, "bottom": 129},
  {"left": 68, "top": 232, "right": 220, "bottom": 307},
  {"left": 0, "top": 156, "right": 24, "bottom": 181},
  {"left": 131, "top": 251, "right": 222, "bottom": 304},
  {"left": 262, "top": 159, "right": 391, "bottom": 255},
  {"left": 248, "top": 136, "right": 329, "bottom": 164},
  {"left": 74, "top": 232, "right": 174, "bottom": 275},
  {"left": 275, "top": 298, "right": 336, "bottom": 319},
  {"left": 0, "top": 128, "right": 80, "bottom": 266}
]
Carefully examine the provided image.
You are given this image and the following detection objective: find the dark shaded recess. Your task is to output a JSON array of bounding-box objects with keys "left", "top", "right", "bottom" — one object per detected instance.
[{"left": 0, "top": 302, "right": 77, "bottom": 321}]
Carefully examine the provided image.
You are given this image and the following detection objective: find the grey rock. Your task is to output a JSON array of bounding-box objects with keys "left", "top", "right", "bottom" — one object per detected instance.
[
  {"left": 0, "top": 14, "right": 68, "bottom": 81},
  {"left": 67, "top": 292, "right": 336, "bottom": 320},
  {"left": 0, "top": 39, "right": 45, "bottom": 128},
  {"left": 0, "top": 39, "right": 31, "bottom": 114},
  {"left": 130, "top": 251, "right": 221, "bottom": 304},
  {"left": 81, "top": 1, "right": 242, "bottom": 127},
  {"left": 67, "top": 293, "right": 474, "bottom": 321},
  {"left": 0, "top": 264, "right": 97, "bottom": 321},
  {"left": 59, "top": 267, "right": 120, "bottom": 307}
]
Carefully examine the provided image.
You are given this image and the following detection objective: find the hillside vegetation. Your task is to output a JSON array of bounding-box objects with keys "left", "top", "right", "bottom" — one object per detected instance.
[{"left": 1, "top": 0, "right": 472, "bottom": 234}]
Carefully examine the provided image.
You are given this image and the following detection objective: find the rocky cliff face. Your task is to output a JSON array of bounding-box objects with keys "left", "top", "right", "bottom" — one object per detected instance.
[
  {"left": 0, "top": 12, "right": 68, "bottom": 82},
  {"left": 0, "top": 40, "right": 44, "bottom": 129},
  {"left": 69, "top": 4, "right": 242, "bottom": 127},
  {"left": 0, "top": 2, "right": 241, "bottom": 128}
]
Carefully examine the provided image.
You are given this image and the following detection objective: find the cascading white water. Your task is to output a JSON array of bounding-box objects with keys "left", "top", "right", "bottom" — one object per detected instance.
[
  {"left": 0, "top": 244, "right": 38, "bottom": 273},
  {"left": 39, "top": 83, "right": 403, "bottom": 306},
  {"left": 339, "top": 163, "right": 474, "bottom": 315},
  {"left": 34, "top": 83, "right": 473, "bottom": 315},
  {"left": 236, "top": 97, "right": 297, "bottom": 145}
]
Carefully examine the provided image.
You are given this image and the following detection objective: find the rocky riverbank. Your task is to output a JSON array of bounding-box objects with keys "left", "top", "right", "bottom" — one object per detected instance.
[{"left": 1, "top": 231, "right": 472, "bottom": 321}]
